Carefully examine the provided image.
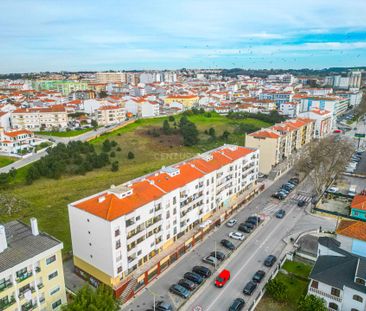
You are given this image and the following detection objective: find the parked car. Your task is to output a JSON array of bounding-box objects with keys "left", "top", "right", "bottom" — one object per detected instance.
[
  {"left": 327, "top": 186, "right": 339, "bottom": 193},
  {"left": 226, "top": 219, "right": 238, "bottom": 227},
  {"left": 247, "top": 216, "right": 262, "bottom": 225},
  {"left": 221, "top": 239, "right": 236, "bottom": 250},
  {"left": 275, "top": 209, "right": 286, "bottom": 219},
  {"left": 297, "top": 200, "right": 307, "bottom": 207},
  {"left": 229, "top": 298, "right": 245, "bottom": 311},
  {"left": 214, "top": 269, "right": 230, "bottom": 287},
  {"left": 184, "top": 272, "right": 203, "bottom": 284},
  {"left": 153, "top": 301, "right": 173, "bottom": 311},
  {"left": 229, "top": 232, "right": 245, "bottom": 241},
  {"left": 238, "top": 223, "right": 252, "bottom": 233},
  {"left": 178, "top": 278, "right": 197, "bottom": 291},
  {"left": 192, "top": 266, "right": 212, "bottom": 278},
  {"left": 290, "top": 177, "right": 299, "bottom": 184},
  {"left": 169, "top": 284, "right": 190, "bottom": 299},
  {"left": 202, "top": 255, "right": 219, "bottom": 266},
  {"left": 264, "top": 255, "right": 277, "bottom": 267},
  {"left": 210, "top": 251, "right": 226, "bottom": 261},
  {"left": 272, "top": 192, "right": 286, "bottom": 200},
  {"left": 243, "top": 281, "right": 257, "bottom": 295},
  {"left": 243, "top": 221, "right": 255, "bottom": 230},
  {"left": 252, "top": 270, "right": 266, "bottom": 283}
]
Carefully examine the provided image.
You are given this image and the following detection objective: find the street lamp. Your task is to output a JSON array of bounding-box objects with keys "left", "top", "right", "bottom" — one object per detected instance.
[{"left": 145, "top": 287, "right": 158, "bottom": 311}]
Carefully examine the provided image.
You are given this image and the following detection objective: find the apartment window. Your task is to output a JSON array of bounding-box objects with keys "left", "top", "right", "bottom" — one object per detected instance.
[
  {"left": 136, "top": 216, "right": 141, "bottom": 221},
  {"left": 115, "top": 229, "right": 120, "bottom": 237},
  {"left": 166, "top": 211, "right": 170, "bottom": 219},
  {"left": 310, "top": 280, "right": 318, "bottom": 289},
  {"left": 87, "top": 219, "right": 90, "bottom": 222},
  {"left": 356, "top": 278, "right": 366, "bottom": 285},
  {"left": 16, "top": 267, "right": 28, "bottom": 277},
  {"left": 52, "top": 299, "right": 62, "bottom": 309},
  {"left": 89, "top": 243, "right": 92, "bottom": 246},
  {"left": 166, "top": 234, "right": 170, "bottom": 240},
  {"left": 50, "top": 286, "right": 60, "bottom": 296},
  {"left": 137, "top": 250, "right": 142, "bottom": 256},
  {"left": 48, "top": 271, "right": 58, "bottom": 280},
  {"left": 46, "top": 255, "right": 56, "bottom": 265},
  {"left": 88, "top": 231, "right": 91, "bottom": 234},
  {"left": 116, "top": 240, "right": 121, "bottom": 250},
  {"left": 117, "top": 266, "right": 122, "bottom": 273},
  {"left": 173, "top": 197, "right": 177, "bottom": 204},
  {"left": 328, "top": 302, "right": 339, "bottom": 310},
  {"left": 331, "top": 287, "right": 340, "bottom": 297},
  {"left": 173, "top": 208, "right": 177, "bottom": 215},
  {"left": 353, "top": 295, "right": 363, "bottom": 303}
]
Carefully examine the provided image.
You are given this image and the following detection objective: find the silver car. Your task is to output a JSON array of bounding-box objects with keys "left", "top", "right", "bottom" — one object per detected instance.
[
  {"left": 226, "top": 219, "right": 238, "bottom": 227},
  {"left": 202, "top": 255, "right": 219, "bottom": 266}
]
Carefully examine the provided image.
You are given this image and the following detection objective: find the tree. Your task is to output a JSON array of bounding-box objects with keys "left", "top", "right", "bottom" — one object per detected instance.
[
  {"left": 168, "top": 115, "right": 175, "bottom": 122},
  {"left": 297, "top": 294, "right": 327, "bottom": 311},
  {"left": 162, "top": 120, "right": 171, "bottom": 135},
  {"left": 222, "top": 130, "right": 230, "bottom": 141},
  {"left": 179, "top": 115, "right": 189, "bottom": 128},
  {"left": 116, "top": 147, "right": 121, "bottom": 151},
  {"left": 181, "top": 121, "right": 199, "bottom": 146},
  {"left": 110, "top": 151, "right": 116, "bottom": 158},
  {"left": 111, "top": 161, "right": 119, "bottom": 172},
  {"left": 61, "top": 284, "right": 120, "bottom": 311},
  {"left": 102, "top": 139, "right": 112, "bottom": 152},
  {"left": 296, "top": 135, "right": 354, "bottom": 197},
  {"left": 111, "top": 140, "right": 118, "bottom": 147},
  {"left": 208, "top": 127, "right": 216, "bottom": 139},
  {"left": 265, "top": 279, "right": 288, "bottom": 302},
  {"left": 128, "top": 151, "right": 135, "bottom": 159},
  {"left": 91, "top": 119, "right": 98, "bottom": 128}
]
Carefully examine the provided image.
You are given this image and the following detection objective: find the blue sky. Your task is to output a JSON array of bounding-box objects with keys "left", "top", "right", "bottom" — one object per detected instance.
[{"left": 0, "top": 0, "right": 366, "bottom": 73}]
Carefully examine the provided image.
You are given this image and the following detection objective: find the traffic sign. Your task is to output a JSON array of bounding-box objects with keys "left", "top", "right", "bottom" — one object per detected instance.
[{"left": 355, "top": 133, "right": 365, "bottom": 138}]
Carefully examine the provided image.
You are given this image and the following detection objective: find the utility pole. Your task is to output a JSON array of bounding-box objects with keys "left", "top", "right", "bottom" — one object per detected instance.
[{"left": 145, "top": 288, "right": 157, "bottom": 311}]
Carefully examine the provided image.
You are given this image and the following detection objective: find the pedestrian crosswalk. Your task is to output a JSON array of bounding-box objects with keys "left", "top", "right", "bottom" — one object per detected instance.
[
  {"left": 292, "top": 194, "right": 312, "bottom": 202},
  {"left": 262, "top": 203, "right": 280, "bottom": 215}
]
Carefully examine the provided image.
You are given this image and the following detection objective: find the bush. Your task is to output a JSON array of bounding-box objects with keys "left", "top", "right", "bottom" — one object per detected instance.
[
  {"left": 111, "top": 140, "right": 118, "bottom": 147},
  {"left": 111, "top": 161, "right": 119, "bottom": 172},
  {"left": 127, "top": 151, "right": 135, "bottom": 159},
  {"left": 102, "top": 139, "right": 112, "bottom": 152},
  {"left": 265, "top": 279, "right": 288, "bottom": 302},
  {"left": 110, "top": 151, "right": 116, "bottom": 158},
  {"left": 116, "top": 147, "right": 121, "bottom": 151},
  {"left": 168, "top": 116, "right": 175, "bottom": 122}
]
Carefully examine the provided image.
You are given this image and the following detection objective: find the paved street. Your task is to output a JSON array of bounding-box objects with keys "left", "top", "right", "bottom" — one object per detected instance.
[
  {"left": 122, "top": 172, "right": 336, "bottom": 311},
  {"left": 0, "top": 121, "right": 132, "bottom": 173}
]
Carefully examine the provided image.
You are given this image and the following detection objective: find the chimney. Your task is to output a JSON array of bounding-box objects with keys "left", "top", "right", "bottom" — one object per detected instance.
[
  {"left": 30, "top": 218, "right": 39, "bottom": 236},
  {"left": 0, "top": 225, "right": 8, "bottom": 253}
]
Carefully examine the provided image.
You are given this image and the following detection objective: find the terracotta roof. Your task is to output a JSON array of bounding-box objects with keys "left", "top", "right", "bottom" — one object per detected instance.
[
  {"left": 13, "top": 105, "right": 66, "bottom": 113},
  {"left": 336, "top": 220, "right": 366, "bottom": 242},
  {"left": 4, "top": 129, "right": 33, "bottom": 137},
  {"left": 249, "top": 131, "right": 280, "bottom": 139},
  {"left": 166, "top": 95, "right": 198, "bottom": 99},
  {"left": 73, "top": 146, "right": 255, "bottom": 221},
  {"left": 351, "top": 194, "right": 366, "bottom": 211},
  {"left": 98, "top": 105, "right": 122, "bottom": 111}
]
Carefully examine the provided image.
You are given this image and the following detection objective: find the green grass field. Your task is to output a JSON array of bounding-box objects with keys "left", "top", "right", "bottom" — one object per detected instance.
[
  {"left": 35, "top": 128, "right": 93, "bottom": 137},
  {"left": 0, "top": 156, "right": 16, "bottom": 168},
  {"left": 1, "top": 113, "right": 270, "bottom": 253},
  {"left": 256, "top": 260, "right": 312, "bottom": 311}
]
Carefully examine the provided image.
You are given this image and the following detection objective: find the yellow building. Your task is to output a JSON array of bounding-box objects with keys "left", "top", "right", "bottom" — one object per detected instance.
[
  {"left": 246, "top": 118, "right": 314, "bottom": 174},
  {"left": 164, "top": 95, "right": 199, "bottom": 108},
  {"left": 0, "top": 218, "right": 66, "bottom": 311}
]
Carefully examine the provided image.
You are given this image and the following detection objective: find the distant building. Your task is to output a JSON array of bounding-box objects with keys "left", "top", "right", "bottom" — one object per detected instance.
[
  {"left": 164, "top": 95, "right": 199, "bottom": 109},
  {"left": 95, "top": 72, "right": 127, "bottom": 84},
  {"left": 0, "top": 128, "right": 35, "bottom": 154},
  {"left": 349, "top": 194, "right": 366, "bottom": 221},
  {"left": 298, "top": 109, "right": 333, "bottom": 138},
  {"left": 336, "top": 220, "right": 366, "bottom": 257},
  {"left": 95, "top": 105, "right": 126, "bottom": 126},
  {"left": 0, "top": 218, "right": 66, "bottom": 311}
]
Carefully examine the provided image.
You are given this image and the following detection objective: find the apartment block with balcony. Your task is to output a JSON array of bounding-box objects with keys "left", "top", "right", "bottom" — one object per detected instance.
[
  {"left": 0, "top": 218, "right": 66, "bottom": 311},
  {"left": 11, "top": 106, "right": 68, "bottom": 131},
  {"left": 0, "top": 128, "right": 36, "bottom": 155},
  {"left": 308, "top": 237, "right": 366, "bottom": 311},
  {"left": 95, "top": 105, "right": 126, "bottom": 126},
  {"left": 68, "top": 145, "right": 259, "bottom": 297},
  {"left": 246, "top": 118, "right": 315, "bottom": 174}
]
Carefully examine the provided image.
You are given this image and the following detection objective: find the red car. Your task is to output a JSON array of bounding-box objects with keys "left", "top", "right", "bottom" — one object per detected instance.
[
  {"left": 215, "top": 269, "right": 231, "bottom": 287},
  {"left": 333, "top": 129, "right": 342, "bottom": 134}
]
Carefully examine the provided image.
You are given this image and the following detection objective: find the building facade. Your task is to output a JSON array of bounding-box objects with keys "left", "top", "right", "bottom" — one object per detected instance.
[
  {"left": 246, "top": 118, "right": 314, "bottom": 174},
  {"left": 0, "top": 129, "right": 36, "bottom": 154},
  {"left": 0, "top": 218, "right": 66, "bottom": 311},
  {"left": 68, "top": 145, "right": 259, "bottom": 298},
  {"left": 95, "top": 106, "right": 126, "bottom": 126}
]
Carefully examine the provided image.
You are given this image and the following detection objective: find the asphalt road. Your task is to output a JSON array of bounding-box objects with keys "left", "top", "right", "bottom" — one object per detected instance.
[{"left": 123, "top": 172, "right": 336, "bottom": 311}]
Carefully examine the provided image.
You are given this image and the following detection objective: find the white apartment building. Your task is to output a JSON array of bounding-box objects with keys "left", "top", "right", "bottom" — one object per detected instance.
[
  {"left": 308, "top": 237, "right": 366, "bottom": 311},
  {"left": 279, "top": 102, "right": 300, "bottom": 118},
  {"left": 68, "top": 145, "right": 259, "bottom": 296},
  {"left": 0, "top": 128, "right": 36, "bottom": 154},
  {"left": 298, "top": 109, "right": 333, "bottom": 138},
  {"left": 141, "top": 101, "right": 160, "bottom": 118},
  {"left": 95, "top": 106, "right": 126, "bottom": 126},
  {"left": 11, "top": 106, "right": 68, "bottom": 131},
  {"left": 0, "top": 218, "right": 66, "bottom": 311}
]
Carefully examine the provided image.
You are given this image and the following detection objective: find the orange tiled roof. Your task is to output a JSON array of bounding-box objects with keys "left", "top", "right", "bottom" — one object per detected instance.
[
  {"left": 4, "top": 129, "right": 33, "bottom": 137},
  {"left": 336, "top": 220, "right": 366, "bottom": 241},
  {"left": 351, "top": 194, "right": 366, "bottom": 211},
  {"left": 74, "top": 146, "right": 255, "bottom": 220},
  {"left": 249, "top": 131, "right": 280, "bottom": 139}
]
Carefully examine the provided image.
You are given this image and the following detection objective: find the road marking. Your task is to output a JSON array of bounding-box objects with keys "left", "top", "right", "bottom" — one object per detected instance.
[{"left": 203, "top": 206, "right": 298, "bottom": 311}]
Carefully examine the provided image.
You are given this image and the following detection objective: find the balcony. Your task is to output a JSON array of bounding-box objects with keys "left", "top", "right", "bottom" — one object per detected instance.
[
  {"left": 16, "top": 272, "right": 33, "bottom": 283},
  {"left": 35, "top": 267, "right": 41, "bottom": 273},
  {"left": 0, "top": 296, "right": 16, "bottom": 310},
  {"left": 21, "top": 301, "right": 37, "bottom": 311},
  {"left": 0, "top": 280, "right": 12, "bottom": 292},
  {"left": 308, "top": 287, "right": 342, "bottom": 302},
  {"left": 37, "top": 283, "right": 44, "bottom": 290}
]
